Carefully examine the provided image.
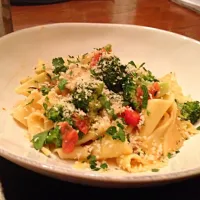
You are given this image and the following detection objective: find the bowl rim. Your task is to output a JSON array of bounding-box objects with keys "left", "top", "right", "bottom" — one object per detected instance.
[{"left": 1, "top": 22, "right": 200, "bottom": 184}]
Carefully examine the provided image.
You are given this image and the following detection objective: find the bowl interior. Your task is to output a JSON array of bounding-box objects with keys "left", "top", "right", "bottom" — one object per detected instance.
[{"left": 0, "top": 23, "right": 200, "bottom": 184}]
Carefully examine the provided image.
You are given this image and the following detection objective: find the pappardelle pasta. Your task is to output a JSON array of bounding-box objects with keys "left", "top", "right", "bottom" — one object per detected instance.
[{"left": 12, "top": 44, "right": 200, "bottom": 173}]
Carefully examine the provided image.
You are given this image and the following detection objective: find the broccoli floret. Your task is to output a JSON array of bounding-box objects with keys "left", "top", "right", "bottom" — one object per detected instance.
[
  {"left": 179, "top": 101, "right": 200, "bottom": 124},
  {"left": 72, "top": 89, "right": 91, "bottom": 113},
  {"left": 72, "top": 82, "right": 104, "bottom": 113},
  {"left": 93, "top": 56, "right": 126, "bottom": 93},
  {"left": 122, "top": 75, "right": 136, "bottom": 102},
  {"left": 122, "top": 75, "right": 140, "bottom": 110}
]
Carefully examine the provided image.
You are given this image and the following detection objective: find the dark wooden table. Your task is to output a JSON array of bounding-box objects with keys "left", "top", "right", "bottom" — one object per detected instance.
[
  {"left": 11, "top": 0, "right": 200, "bottom": 40},
  {"left": 1, "top": 0, "right": 200, "bottom": 199}
]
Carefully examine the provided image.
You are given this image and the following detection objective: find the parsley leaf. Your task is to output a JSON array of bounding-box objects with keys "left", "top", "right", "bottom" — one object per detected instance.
[
  {"left": 43, "top": 102, "right": 48, "bottom": 111},
  {"left": 117, "top": 127, "right": 125, "bottom": 142},
  {"left": 100, "top": 163, "right": 108, "bottom": 169},
  {"left": 87, "top": 155, "right": 100, "bottom": 171},
  {"left": 58, "top": 79, "right": 67, "bottom": 91},
  {"left": 128, "top": 60, "right": 137, "bottom": 67},
  {"left": 46, "top": 126, "right": 62, "bottom": 148},
  {"left": 32, "top": 126, "right": 62, "bottom": 150},
  {"left": 167, "top": 152, "right": 173, "bottom": 159},
  {"left": 106, "top": 126, "right": 117, "bottom": 135},
  {"left": 141, "top": 85, "right": 148, "bottom": 109},
  {"left": 106, "top": 126, "right": 125, "bottom": 142},
  {"left": 45, "top": 96, "right": 49, "bottom": 103},
  {"left": 32, "top": 131, "right": 48, "bottom": 150},
  {"left": 52, "top": 57, "right": 67, "bottom": 74},
  {"left": 41, "top": 86, "right": 51, "bottom": 96},
  {"left": 45, "top": 105, "right": 63, "bottom": 122},
  {"left": 117, "top": 121, "right": 124, "bottom": 129},
  {"left": 197, "top": 126, "right": 200, "bottom": 130}
]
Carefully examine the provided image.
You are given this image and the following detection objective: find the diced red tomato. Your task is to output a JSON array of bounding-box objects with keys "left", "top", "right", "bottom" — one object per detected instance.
[
  {"left": 59, "top": 122, "right": 78, "bottom": 153},
  {"left": 72, "top": 113, "right": 89, "bottom": 134},
  {"left": 136, "top": 86, "right": 143, "bottom": 103},
  {"left": 121, "top": 108, "right": 140, "bottom": 127},
  {"left": 90, "top": 52, "right": 102, "bottom": 67},
  {"left": 90, "top": 47, "right": 109, "bottom": 67},
  {"left": 148, "top": 82, "right": 160, "bottom": 98}
]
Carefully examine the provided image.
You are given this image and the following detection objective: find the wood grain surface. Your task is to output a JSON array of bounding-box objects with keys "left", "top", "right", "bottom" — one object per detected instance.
[{"left": 11, "top": 0, "right": 200, "bottom": 40}]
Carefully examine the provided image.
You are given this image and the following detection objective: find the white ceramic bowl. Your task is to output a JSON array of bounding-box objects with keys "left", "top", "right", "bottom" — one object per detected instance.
[{"left": 0, "top": 23, "right": 200, "bottom": 187}]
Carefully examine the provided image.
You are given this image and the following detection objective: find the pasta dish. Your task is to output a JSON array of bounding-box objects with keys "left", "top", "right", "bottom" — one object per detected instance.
[{"left": 12, "top": 45, "right": 200, "bottom": 172}]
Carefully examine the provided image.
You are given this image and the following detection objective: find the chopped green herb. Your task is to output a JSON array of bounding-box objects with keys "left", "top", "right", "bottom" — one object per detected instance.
[
  {"left": 104, "top": 44, "right": 112, "bottom": 52},
  {"left": 52, "top": 57, "right": 67, "bottom": 74},
  {"left": 27, "top": 91, "right": 31, "bottom": 94},
  {"left": 87, "top": 155, "right": 100, "bottom": 171},
  {"left": 197, "top": 126, "right": 200, "bottom": 130},
  {"left": 43, "top": 102, "right": 48, "bottom": 111},
  {"left": 141, "top": 85, "right": 148, "bottom": 109},
  {"left": 175, "top": 150, "right": 180, "bottom": 154},
  {"left": 106, "top": 126, "right": 125, "bottom": 142},
  {"left": 167, "top": 152, "right": 173, "bottom": 159},
  {"left": 46, "top": 126, "right": 62, "bottom": 148},
  {"left": 99, "top": 95, "right": 111, "bottom": 110},
  {"left": 100, "top": 163, "right": 108, "bottom": 169},
  {"left": 90, "top": 69, "right": 98, "bottom": 76},
  {"left": 45, "top": 96, "right": 49, "bottom": 103},
  {"left": 42, "top": 64, "right": 46, "bottom": 70},
  {"left": 32, "top": 126, "right": 62, "bottom": 150},
  {"left": 32, "top": 131, "right": 48, "bottom": 150},
  {"left": 106, "top": 126, "right": 117, "bottom": 135},
  {"left": 41, "top": 86, "right": 51, "bottom": 96},
  {"left": 117, "top": 122, "right": 124, "bottom": 129},
  {"left": 117, "top": 127, "right": 125, "bottom": 142},
  {"left": 25, "top": 99, "right": 34, "bottom": 106},
  {"left": 58, "top": 79, "right": 67, "bottom": 91},
  {"left": 151, "top": 168, "right": 159, "bottom": 172},
  {"left": 128, "top": 61, "right": 137, "bottom": 67},
  {"left": 142, "top": 70, "right": 158, "bottom": 82},
  {"left": 147, "top": 110, "right": 151, "bottom": 116},
  {"left": 138, "top": 62, "right": 145, "bottom": 68},
  {"left": 34, "top": 80, "right": 39, "bottom": 84},
  {"left": 45, "top": 105, "right": 63, "bottom": 122}
]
